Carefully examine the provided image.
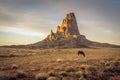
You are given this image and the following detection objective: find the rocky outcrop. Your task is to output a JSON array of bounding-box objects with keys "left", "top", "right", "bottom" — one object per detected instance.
[
  {"left": 47, "top": 30, "right": 56, "bottom": 41},
  {"left": 57, "top": 12, "right": 80, "bottom": 37},
  {"left": 47, "top": 12, "right": 80, "bottom": 41}
]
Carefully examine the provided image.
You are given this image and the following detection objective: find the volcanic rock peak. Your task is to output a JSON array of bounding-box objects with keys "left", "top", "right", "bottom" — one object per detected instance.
[
  {"left": 47, "top": 12, "right": 80, "bottom": 40},
  {"left": 57, "top": 12, "right": 80, "bottom": 36}
]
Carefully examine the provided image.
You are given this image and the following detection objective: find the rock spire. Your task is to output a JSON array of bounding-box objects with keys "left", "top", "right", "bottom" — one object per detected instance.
[
  {"left": 47, "top": 30, "right": 56, "bottom": 41},
  {"left": 47, "top": 12, "right": 80, "bottom": 40},
  {"left": 57, "top": 12, "right": 80, "bottom": 37}
]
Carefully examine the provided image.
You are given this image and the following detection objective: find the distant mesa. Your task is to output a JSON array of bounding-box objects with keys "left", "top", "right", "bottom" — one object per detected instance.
[{"left": 2, "top": 12, "right": 120, "bottom": 49}]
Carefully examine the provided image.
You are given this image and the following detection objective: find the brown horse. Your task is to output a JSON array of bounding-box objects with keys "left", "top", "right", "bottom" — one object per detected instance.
[{"left": 78, "top": 51, "right": 85, "bottom": 57}]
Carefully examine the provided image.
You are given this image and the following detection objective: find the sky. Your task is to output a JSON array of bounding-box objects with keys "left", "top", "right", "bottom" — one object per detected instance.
[{"left": 0, "top": 0, "right": 120, "bottom": 45}]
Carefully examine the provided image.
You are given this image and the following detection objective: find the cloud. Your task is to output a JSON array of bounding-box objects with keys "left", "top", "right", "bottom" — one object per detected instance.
[
  {"left": 0, "top": 26, "right": 46, "bottom": 37},
  {"left": 105, "top": 30, "right": 113, "bottom": 33},
  {"left": 0, "top": 3, "right": 59, "bottom": 34}
]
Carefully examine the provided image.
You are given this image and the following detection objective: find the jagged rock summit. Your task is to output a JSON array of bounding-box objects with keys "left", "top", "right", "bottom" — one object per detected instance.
[
  {"left": 3, "top": 12, "right": 120, "bottom": 48},
  {"left": 46, "top": 12, "right": 80, "bottom": 41},
  {"left": 57, "top": 12, "right": 80, "bottom": 37}
]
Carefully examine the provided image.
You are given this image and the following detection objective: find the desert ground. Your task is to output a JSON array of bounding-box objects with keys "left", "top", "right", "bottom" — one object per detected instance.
[{"left": 0, "top": 47, "right": 120, "bottom": 80}]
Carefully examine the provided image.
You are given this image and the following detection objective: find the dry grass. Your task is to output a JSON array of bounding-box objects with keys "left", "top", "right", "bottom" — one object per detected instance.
[
  {"left": 0, "top": 47, "right": 120, "bottom": 80},
  {"left": 35, "top": 72, "right": 49, "bottom": 80}
]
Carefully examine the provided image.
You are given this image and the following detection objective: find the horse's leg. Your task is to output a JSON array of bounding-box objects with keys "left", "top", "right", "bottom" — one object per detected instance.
[{"left": 83, "top": 53, "right": 85, "bottom": 57}]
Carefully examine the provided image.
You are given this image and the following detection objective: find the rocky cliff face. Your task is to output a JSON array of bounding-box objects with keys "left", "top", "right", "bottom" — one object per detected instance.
[
  {"left": 57, "top": 13, "right": 80, "bottom": 37},
  {"left": 46, "top": 12, "right": 80, "bottom": 40}
]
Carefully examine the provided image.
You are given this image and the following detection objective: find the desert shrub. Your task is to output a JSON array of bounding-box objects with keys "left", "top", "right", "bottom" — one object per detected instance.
[
  {"left": 103, "top": 67, "right": 112, "bottom": 73},
  {"left": 94, "top": 60, "right": 106, "bottom": 68},
  {"left": 57, "top": 58, "right": 63, "bottom": 62},
  {"left": 75, "top": 71, "right": 83, "bottom": 78},
  {"left": 104, "top": 67, "right": 120, "bottom": 76},
  {"left": 80, "top": 64, "right": 90, "bottom": 71},
  {"left": 16, "top": 71, "right": 26, "bottom": 78},
  {"left": 59, "top": 71, "right": 67, "bottom": 77},
  {"left": 79, "top": 77, "right": 86, "bottom": 80},
  {"left": 80, "top": 65, "right": 86, "bottom": 71},
  {"left": 35, "top": 72, "right": 48, "bottom": 80},
  {"left": 80, "top": 66, "right": 85, "bottom": 71},
  {"left": 95, "top": 60, "right": 114, "bottom": 69},
  {"left": 99, "top": 60, "right": 106, "bottom": 67},
  {"left": 105, "top": 61, "right": 111, "bottom": 66},
  {"left": 9, "top": 54, "right": 16, "bottom": 57},
  {"left": 110, "top": 60, "right": 120, "bottom": 67},
  {"left": 11, "top": 64, "right": 18, "bottom": 69},
  {"left": 8, "top": 76, "right": 16, "bottom": 80},
  {"left": 65, "top": 66, "right": 75, "bottom": 72},
  {"left": 97, "top": 70, "right": 113, "bottom": 80},
  {"left": 86, "top": 66, "right": 97, "bottom": 76},
  {"left": 0, "top": 76, "right": 16, "bottom": 80},
  {"left": 109, "top": 76, "right": 120, "bottom": 80},
  {"left": 115, "top": 57, "right": 120, "bottom": 62},
  {"left": 56, "top": 75, "right": 62, "bottom": 80},
  {"left": 47, "top": 77, "right": 59, "bottom": 80},
  {"left": 48, "top": 70, "right": 56, "bottom": 76}
]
